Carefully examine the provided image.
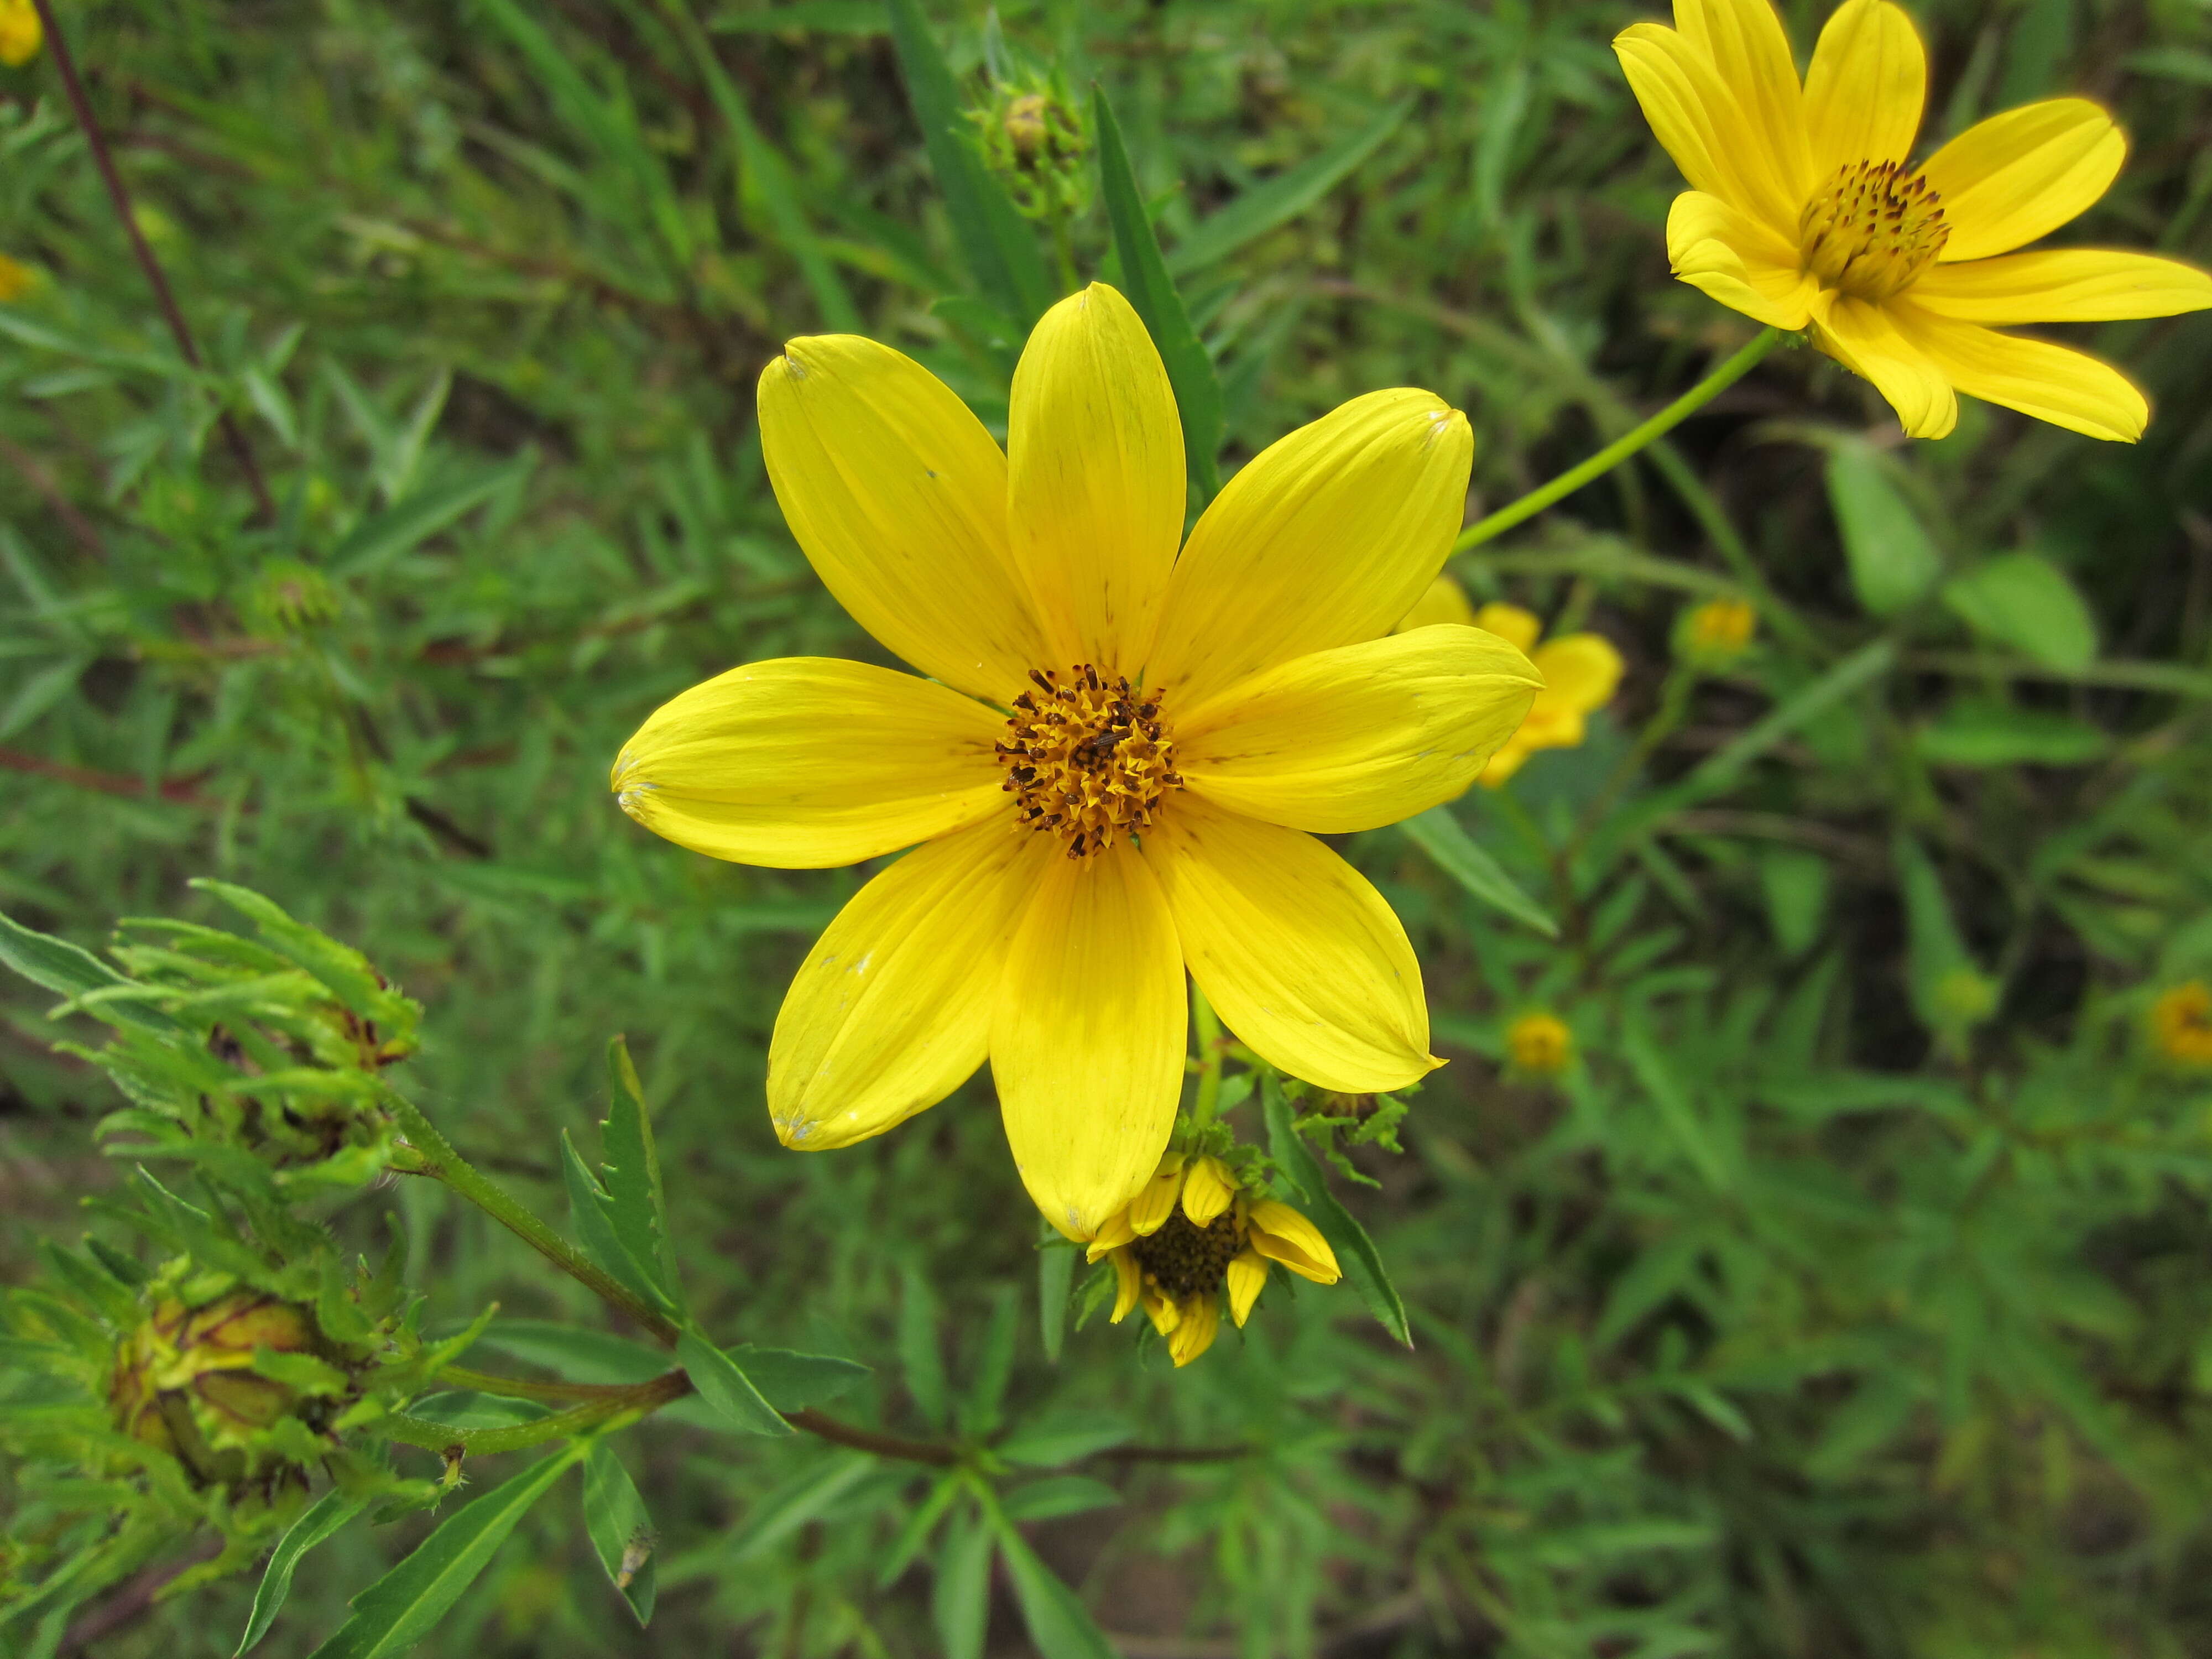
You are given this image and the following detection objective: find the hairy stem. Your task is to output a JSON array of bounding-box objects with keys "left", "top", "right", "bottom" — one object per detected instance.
[{"left": 1455, "top": 329, "right": 1781, "bottom": 553}]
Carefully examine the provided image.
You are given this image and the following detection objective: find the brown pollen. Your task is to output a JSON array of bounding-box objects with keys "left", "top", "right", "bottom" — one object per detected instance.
[
  {"left": 1798, "top": 159, "right": 1949, "bottom": 301},
  {"left": 998, "top": 665, "right": 1181, "bottom": 858},
  {"left": 1130, "top": 1208, "right": 1243, "bottom": 1300}
]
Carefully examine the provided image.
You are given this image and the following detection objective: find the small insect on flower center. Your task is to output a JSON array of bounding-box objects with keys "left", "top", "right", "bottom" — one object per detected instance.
[
  {"left": 998, "top": 665, "right": 1181, "bottom": 858},
  {"left": 1798, "top": 160, "right": 1949, "bottom": 301},
  {"left": 1130, "top": 1208, "right": 1243, "bottom": 1300}
]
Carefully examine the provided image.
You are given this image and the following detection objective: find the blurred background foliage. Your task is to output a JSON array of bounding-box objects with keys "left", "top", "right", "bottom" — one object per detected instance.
[{"left": 4, "top": 0, "right": 2212, "bottom": 1653}]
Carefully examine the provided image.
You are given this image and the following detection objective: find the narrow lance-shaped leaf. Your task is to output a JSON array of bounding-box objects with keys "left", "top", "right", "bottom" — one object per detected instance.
[
  {"left": 988, "top": 1503, "right": 1120, "bottom": 1659},
  {"left": 1399, "top": 805, "right": 1559, "bottom": 938},
  {"left": 1262, "top": 1074, "right": 1411, "bottom": 1347},
  {"left": 933, "top": 1505, "right": 994, "bottom": 1659},
  {"left": 1167, "top": 96, "right": 1414, "bottom": 275},
  {"left": 0, "top": 907, "right": 176, "bottom": 1033},
  {"left": 582, "top": 1441, "right": 658, "bottom": 1627},
  {"left": 559, "top": 1130, "right": 674, "bottom": 1314},
  {"left": 676, "top": 1327, "right": 793, "bottom": 1437},
  {"left": 1092, "top": 84, "right": 1224, "bottom": 502},
  {"left": 236, "top": 1488, "right": 370, "bottom": 1654},
  {"left": 599, "top": 1036, "right": 680, "bottom": 1310}
]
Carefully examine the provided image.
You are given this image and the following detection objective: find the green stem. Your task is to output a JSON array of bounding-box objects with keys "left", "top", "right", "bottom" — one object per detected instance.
[
  {"left": 1189, "top": 982, "right": 1225, "bottom": 1131},
  {"left": 378, "top": 1372, "right": 692, "bottom": 1455},
  {"left": 382, "top": 1091, "right": 682, "bottom": 1347},
  {"left": 1455, "top": 329, "right": 1781, "bottom": 553}
]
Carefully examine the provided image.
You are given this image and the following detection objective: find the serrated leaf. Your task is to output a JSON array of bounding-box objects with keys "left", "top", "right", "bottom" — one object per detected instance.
[
  {"left": 559, "top": 1130, "right": 672, "bottom": 1314},
  {"left": 676, "top": 1327, "right": 791, "bottom": 1437},
  {"left": 305, "top": 1444, "right": 584, "bottom": 1659},
  {"left": 582, "top": 1442, "right": 656, "bottom": 1627},
  {"left": 1399, "top": 806, "right": 1558, "bottom": 937},
  {"left": 598, "top": 1036, "right": 679, "bottom": 1311},
  {"left": 237, "top": 1489, "right": 370, "bottom": 1653},
  {"left": 1092, "top": 84, "right": 1223, "bottom": 500},
  {"left": 1261, "top": 1076, "right": 1410, "bottom": 1346}
]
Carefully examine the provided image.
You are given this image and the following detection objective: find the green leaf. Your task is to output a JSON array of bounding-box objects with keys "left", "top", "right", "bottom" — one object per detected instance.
[
  {"left": 0, "top": 909, "right": 175, "bottom": 1032},
  {"left": 884, "top": 0, "right": 1052, "bottom": 324},
  {"left": 997, "top": 1410, "right": 1134, "bottom": 1468},
  {"left": 559, "top": 1130, "right": 672, "bottom": 1314},
  {"left": 1621, "top": 1025, "right": 1732, "bottom": 1191},
  {"left": 328, "top": 457, "right": 535, "bottom": 580},
  {"left": 989, "top": 1508, "right": 1119, "bottom": 1659},
  {"left": 1893, "top": 835, "right": 1996, "bottom": 1043},
  {"left": 957, "top": 1285, "right": 1019, "bottom": 1438},
  {"left": 1915, "top": 700, "right": 2108, "bottom": 768},
  {"left": 1261, "top": 1075, "right": 1411, "bottom": 1346},
  {"left": 237, "top": 1488, "right": 369, "bottom": 1654},
  {"left": 598, "top": 1036, "right": 680, "bottom": 1310},
  {"left": 998, "top": 1475, "right": 1121, "bottom": 1522},
  {"left": 676, "top": 1327, "right": 792, "bottom": 1437},
  {"left": 1167, "top": 97, "right": 1412, "bottom": 275},
  {"left": 933, "top": 1507, "right": 993, "bottom": 1659},
  {"left": 1092, "top": 84, "right": 1224, "bottom": 500},
  {"left": 900, "top": 1266, "right": 950, "bottom": 1431},
  {"left": 1942, "top": 551, "right": 2099, "bottom": 672},
  {"left": 715, "top": 1453, "right": 878, "bottom": 1564},
  {"left": 582, "top": 1442, "right": 656, "bottom": 1627},
  {"left": 1399, "top": 806, "right": 1559, "bottom": 937},
  {"left": 1037, "top": 1238, "right": 1074, "bottom": 1365},
  {"left": 723, "top": 1345, "right": 870, "bottom": 1411},
  {"left": 1756, "top": 847, "right": 1829, "bottom": 958},
  {"left": 1824, "top": 444, "right": 1941, "bottom": 616},
  {"left": 306, "top": 1443, "right": 585, "bottom": 1659}
]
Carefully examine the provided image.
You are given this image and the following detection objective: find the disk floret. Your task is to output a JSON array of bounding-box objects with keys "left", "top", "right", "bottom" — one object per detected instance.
[
  {"left": 1798, "top": 159, "right": 1949, "bottom": 301},
  {"left": 997, "top": 665, "right": 1181, "bottom": 857}
]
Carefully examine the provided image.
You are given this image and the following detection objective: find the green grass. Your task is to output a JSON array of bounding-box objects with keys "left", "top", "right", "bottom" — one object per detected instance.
[{"left": 4, "top": 0, "right": 2212, "bottom": 1654}]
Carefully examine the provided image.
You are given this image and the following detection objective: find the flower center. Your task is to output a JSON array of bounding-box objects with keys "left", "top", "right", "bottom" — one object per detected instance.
[
  {"left": 1798, "top": 160, "right": 1948, "bottom": 302},
  {"left": 998, "top": 665, "right": 1181, "bottom": 858},
  {"left": 1130, "top": 1208, "right": 1242, "bottom": 1300}
]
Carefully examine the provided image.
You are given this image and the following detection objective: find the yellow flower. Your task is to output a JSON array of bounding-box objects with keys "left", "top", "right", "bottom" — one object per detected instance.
[
  {"left": 1506, "top": 1012, "right": 1574, "bottom": 1074},
  {"left": 1681, "top": 596, "right": 1756, "bottom": 664},
  {"left": 612, "top": 284, "right": 1543, "bottom": 1238},
  {"left": 0, "top": 0, "right": 40, "bottom": 68},
  {"left": 0, "top": 253, "right": 32, "bottom": 303},
  {"left": 1088, "top": 1154, "right": 1341, "bottom": 1365},
  {"left": 1615, "top": 0, "right": 2212, "bottom": 441},
  {"left": 2152, "top": 982, "right": 2212, "bottom": 1066}
]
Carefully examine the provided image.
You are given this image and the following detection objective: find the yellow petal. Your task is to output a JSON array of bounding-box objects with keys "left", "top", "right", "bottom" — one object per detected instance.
[
  {"left": 1666, "top": 191, "right": 1819, "bottom": 330},
  {"left": 1008, "top": 284, "right": 1184, "bottom": 673},
  {"left": 1479, "top": 737, "right": 1534, "bottom": 787},
  {"left": 612, "top": 658, "right": 1006, "bottom": 869},
  {"left": 1908, "top": 249, "right": 2212, "bottom": 324},
  {"left": 1146, "top": 390, "right": 1473, "bottom": 710},
  {"left": 1394, "top": 572, "right": 1478, "bottom": 632},
  {"left": 992, "top": 847, "right": 1186, "bottom": 1240},
  {"left": 1247, "top": 1199, "right": 1342, "bottom": 1284},
  {"left": 759, "top": 336, "right": 1048, "bottom": 702},
  {"left": 1150, "top": 797, "right": 1437, "bottom": 1094},
  {"left": 1473, "top": 602, "right": 1543, "bottom": 655},
  {"left": 1166, "top": 1294, "right": 1220, "bottom": 1366},
  {"left": 1109, "top": 1250, "right": 1141, "bottom": 1323},
  {"left": 1087, "top": 1209, "right": 1136, "bottom": 1261},
  {"left": 1127, "top": 1152, "right": 1186, "bottom": 1237},
  {"left": 1671, "top": 0, "right": 1812, "bottom": 203},
  {"left": 1811, "top": 293, "right": 1958, "bottom": 439},
  {"left": 1891, "top": 305, "right": 2147, "bottom": 442},
  {"left": 1226, "top": 1250, "right": 1269, "bottom": 1327},
  {"left": 1143, "top": 1285, "right": 1180, "bottom": 1337},
  {"left": 1803, "top": 0, "right": 1925, "bottom": 179},
  {"left": 1530, "top": 634, "right": 1625, "bottom": 716},
  {"left": 1176, "top": 627, "right": 1543, "bottom": 834},
  {"left": 1919, "top": 98, "right": 2125, "bottom": 264},
  {"left": 1181, "top": 1156, "right": 1238, "bottom": 1228},
  {"left": 1613, "top": 22, "right": 1802, "bottom": 236},
  {"left": 1511, "top": 696, "right": 1593, "bottom": 755},
  {"left": 768, "top": 818, "right": 1051, "bottom": 1150}
]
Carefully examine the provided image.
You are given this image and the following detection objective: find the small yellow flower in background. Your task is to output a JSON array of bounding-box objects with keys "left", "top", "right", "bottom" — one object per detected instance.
[
  {"left": 613, "top": 284, "right": 1545, "bottom": 1239},
  {"left": 0, "top": 0, "right": 40, "bottom": 68},
  {"left": 1088, "top": 1152, "right": 1341, "bottom": 1366},
  {"left": 1615, "top": 0, "right": 2212, "bottom": 441},
  {"left": 2152, "top": 982, "right": 2212, "bottom": 1066},
  {"left": 1681, "top": 596, "right": 1757, "bottom": 666},
  {"left": 1506, "top": 1012, "right": 1574, "bottom": 1074},
  {"left": 0, "top": 253, "right": 34, "bottom": 304}
]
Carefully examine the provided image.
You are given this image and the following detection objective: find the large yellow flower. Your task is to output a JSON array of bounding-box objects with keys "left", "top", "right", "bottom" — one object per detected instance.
[
  {"left": 1615, "top": 0, "right": 2212, "bottom": 440},
  {"left": 612, "top": 284, "right": 1542, "bottom": 1238}
]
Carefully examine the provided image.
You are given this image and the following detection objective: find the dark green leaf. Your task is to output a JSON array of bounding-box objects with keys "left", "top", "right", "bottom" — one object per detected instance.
[
  {"left": 1167, "top": 97, "right": 1413, "bottom": 275},
  {"left": 990, "top": 1509, "right": 1119, "bottom": 1659},
  {"left": 1092, "top": 84, "right": 1224, "bottom": 499},
  {"left": 237, "top": 1489, "right": 369, "bottom": 1654},
  {"left": 997, "top": 1410, "right": 1134, "bottom": 1467},
  {"left": 582, "top": 1442, "right": 656, "bottom": 1627},
  {"left": 1037, "top": 1238, "right": 1074, "bottom": 1365},
  {"left": 724, "top": 1345, "right": 870, "bottom": 1411},
  {"left": 1261, "top": 1076, "right": 1411, "bottom": 1345},
  {"left": 676, "top": 1327, "right": 792, "bottom": 1437},
  {"left": 559, "top": 1130, "right": 672, "bottom": 1314},
  {"left": 599, "top": 1036, "right": 680, "bottom": 1310},
  {"left": 1399, "top": 806, "right": 1558, "bottom": 937}
]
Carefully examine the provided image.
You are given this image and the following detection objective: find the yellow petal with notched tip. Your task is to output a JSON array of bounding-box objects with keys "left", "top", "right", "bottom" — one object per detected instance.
[
  {"left": 1666, "top": 191, "right": 1819, "bottom": 330},
  {"left": 768, "top": 817, "right": 1051, "bottom": 1150},
  {"left": 1530, "top": 634, "right": 1625, "bottom": 716},
  {"left": 1150, "top": 797, "right": 1437, "bottom": 1094},
  {"left": 1248, "top": 1200, "right": 1342, "bottom": 1283},
  {"left": 1804, "top": 0, "right": 1924, "bottom": 180},
  {"left": 1908, "top": 249, "right": 2212, "bottom": 324},
  {"left": 993, "top": 847, "right": 1186, "bottom": 1241},
  {"left": 759, "top": 336, "right": 1048, "bottom": 702},
  {"left": 1919, "top": 99, "right": 2125, "bottom": 265},
  {"left": 1128, "top": 1153, "right": 1186, "bottom": 1237},
  {"left": 612, "top": 658, "right": 1005, "bottom": 869},
  {"left": 1394, "top": 572, "right": 1478, "bottom": 633},
  {"left": 1176, "top": 627, "right": 1542, "bottom": 834},
  {"left": 1181, "top": 1157, "right": 1238, "bottom": 1228},
  {"left": 1671, "top": 0, "right": 1812, "bottom": 204},
  {"left": 1167, "top": 1295, "right": 1220, "bottom": 1366},
  {"left": 1008, "top": 283, "right": 1183, "bottom": 672},
  {"left": 1109, "top": 1250, "right": 1142, "bottom": 1323},
  {"left": 1811, "top": 293, "right": 1957, "bottom": 439},
  {"left": 1891, "top": 305, "right": 2147, "bottom": 442},
  {"left": 1473, "top": 602, "right": 1543, "bottom": 655},
  {"left": 1614, "top": 22, "right": 1800, "bottom": 237},
  {"left": 1145, "top": 390, "right": 1472, "bottom": 710},
  {"left": 1226, "top": 1250, "right": 1269, "bottom": 1327}
]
